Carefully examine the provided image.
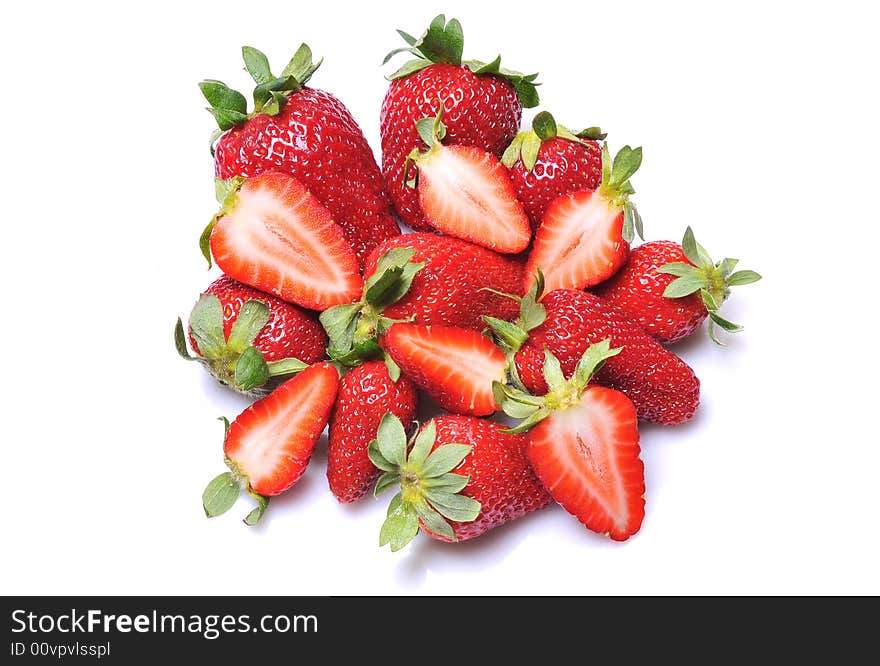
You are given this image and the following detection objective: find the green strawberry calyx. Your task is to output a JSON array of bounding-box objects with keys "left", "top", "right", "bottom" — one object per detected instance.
[
  {"left": 199, "top": 176, "right": 247, "bottom": 268},
  {"left": 368, "top": 414, "right": 481, "bottom": 552},
  {"left": 501, "top": 111, "right": 606, "bottom": 172},
  {"left": 598, "top": 142, "right": 645, "bottom": 243},
  {"left": 319, "top": 248, "right": 425, "bottom": 376},
  {"left": 202, "top": 418, "right": 270, "bottom": 526},
  {"left": 657, "top": 227, "right": 762, "bottom": 345},
  {"left": 482, "top": 269, "right": 548, "bottom": 389},
  {"left": 175, "top": 293, "right": 308, "bottom": 395},
  {"left": 493, "top": 339, "right": 622, "bottom": 434},
  {"left": 382, "top": 14, "right": 540, "bottom": 108},
  {"left": 199, "top": 44, "right": 323, "bottom": 143},
  {"left": 402, "top": 102, "right": 448, "bottom": 189}
]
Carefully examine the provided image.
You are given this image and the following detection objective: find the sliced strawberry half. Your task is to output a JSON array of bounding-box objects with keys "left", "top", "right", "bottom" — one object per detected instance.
[
  {"left": 406, "top": 106, "right": 530, "bottom": 254},
  {"left": 494, "top": 339, "right": 646, "bottom": 541},
  {"left": 524, "top": 144, "right": 643, "bottom": 294},
  {"left": 207, "top": 172, "right": 362, "bottom": 311},
  {"left": 383, "top": 323, "right": 506, "bottom": 416},
  {"left": 202, "top": 362, "right": 339, "bottom": 525},
  {"left": 527, "top": 386, "right": 644, "bottom": 541}
]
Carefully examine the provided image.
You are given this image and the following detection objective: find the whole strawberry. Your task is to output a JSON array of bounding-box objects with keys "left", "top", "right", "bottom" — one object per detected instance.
[
  {"left": 503, "top": 111, "right": 605, "bottom": 231},
  {"left": 175, "top": 276, "right": 327, "bottom": 395},
  {"left": 369, "top": 414, "right": 550, "bottom": 550},
  {"left": 320, "top": 235, "right": 524, "bottom": 365},
  {"left": 485, "top": 277, "right": 700, "bottom": 425},
  {"left": 366, "top": 234, "right": 524, "bottom": 329},
  {"left": 201, "top": 44, "right": 399, "bottom": 266},
  {"left": 594, "top": 227, "right": 762, "bottom": 344},
  {"left": 381, "top": 15, "right": 538, "bottom": 230},
  {"left": 327, "top": 361, "right": 418, "bottom": 503}
]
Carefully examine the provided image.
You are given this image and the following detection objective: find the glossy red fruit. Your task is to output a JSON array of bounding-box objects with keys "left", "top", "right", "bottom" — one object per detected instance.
[
  {"left": 177, "top": 276, "right": 328, "bottom": 395},
  {"left": 383, "top": 323, "right": 506, "bottom": 417},
  {"left": 381, "top": 16, "right": 537, "bottom": 230},
  {"left": 527, "top": 386, "right": 644, "bottom": 541},
  {"left": 424, "top": 417, "right": 550, "bottom": 542},
  {"left": 327, "top": 362, "right": 418, "bottom": 503},
  {"left": 194, "top": 276, "right": 327, "bottom": 364},
  {"left": 209, "top": 172, "right": 362, "bottom": 311},
  {"left": 515, "top": 290, "right": 700, "bottom": 425},
  {"left": 503, "top": 112, "right": 603, "bottom": 232},
  {"left": 595, "top": 228, "right": 762, "bottom": 345},
  {"left": 408, "top": 110, "right": 530, "bottom": 253},
  {"left": 371, "top": 414, "right": 550, "bottom": 550},
  {"left": 364, "top": 233, "right": 524, "bottom": 330},
  {"left": 594, "top": 241, "right": 706, "bottom": 343},
  {"left": 203, "top": 45, "right": 400, "bottom": 266},
  {"left": 202, "top": 363, "right": 339, "bottom": 525},
  {"left": 524, "top": 144, "right": 643, "bottom": 295}
]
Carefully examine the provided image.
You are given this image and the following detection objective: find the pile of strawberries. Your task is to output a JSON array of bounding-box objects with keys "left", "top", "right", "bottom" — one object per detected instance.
[{"left": 177, "top": 16, "right": 759, "bottom": 547}]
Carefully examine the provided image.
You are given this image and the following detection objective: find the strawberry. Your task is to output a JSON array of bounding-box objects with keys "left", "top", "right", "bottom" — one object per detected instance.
[
  {"left": 594, "top": 227, "right": 762, "bottom": 344},
  {"left": 525, "top": 143, "right": 644, "bottom": 294},
  {"left": 202, "top": 362, "right": 339, "bottom": 525},
  {"left": 319, "top": 235, "right": 523, "bottom": 366},
  {"left": 207, "top": 172, "right": 362, "bottom": 311},
  {"left": 369, "top": 414, "right": 550, "bottom": 550},
  {"left": 175, "top": 276, "right": 327, "bottom": 394},
  {"left": 201, "top": 44, "right": 399, "bottom": 266},
  {"left": 495, "top": 340, "right": 645, "bottom": 541},
  {"left": 485, "top": 277, "right": 700, "bottom": 424},
  {"left": 327, "top": 361, "right": 418, "bottom": 503},
  {"left": 365, "top": 234, "right": 524, "bottom": 329},
  {"left": 502, "top": 111, "right": 605, "bottom": 232},
  {"left": 381, "top": 15, "right": 538, "bottom": 230},
  {"left": 404, "top": 106, "right": 531, "bottom": 253},
  {"left": 383, "top": 323, "right": 506, "bottom": 417}
]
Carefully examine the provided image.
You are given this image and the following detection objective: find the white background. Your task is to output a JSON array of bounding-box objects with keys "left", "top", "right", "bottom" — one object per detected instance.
[{"left": 1, "top": 0, "right": 878, "bottom": 595}]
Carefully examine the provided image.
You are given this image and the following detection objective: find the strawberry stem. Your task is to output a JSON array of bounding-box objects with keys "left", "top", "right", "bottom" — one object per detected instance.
[
  {"left": 494, "top": 339, "right": 622, "bottom": 434},
  {"left": 657, "top": 226, "right": 762, "bottom": 345},
  {"left": 369, "top": 415, "right": 479, "bottom": 551}
]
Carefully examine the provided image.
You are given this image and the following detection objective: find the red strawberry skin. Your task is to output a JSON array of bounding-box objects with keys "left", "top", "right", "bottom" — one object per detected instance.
[
  {"left": 527, "top": 386, "right": 645, "bottom": 541},
  {"left": 594, "top": 241, "right": 707, "bottom": 344},
  {"left": 509, "top": 137, "right": 603, "bottom": 231},
  {"left": 363, "top": 233, "right": 524, "bottom": 330},
  {"left": 420, "top": 416, "right": 551, "bottom": 542},
  {"left": 327, "top": 362, "right": 418, "bottom": 503},
  {"left": 380, "top": 64, "right": 522, "bottom": 231},
  {"left": 215, "top": 87, "right": 400, "bottom": 266},
  {"left": 515, "top": 290, "right": 700, "bottom": 425},
  {"left": 189, "top": 276, "right": 327, "bottom": 364},
  {"left": 224, "top": 363, "right": 339, "bottom": 496}
]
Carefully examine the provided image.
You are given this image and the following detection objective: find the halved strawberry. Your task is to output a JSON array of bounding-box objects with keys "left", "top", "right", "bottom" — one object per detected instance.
[
  {"left": 525, "top": 144, "right": 643, "bottom": 294},
  {"left": 526, "top": 386, "right": 643, "bottom": 541},
  {"left": 207, "top": 172, "right": 362, "bottom": 311},
  {"left": 405, "top": 107, "right": 530, "bottom": 254},
  {"left": 383, "top": 323, "right": 506, "bottom": 416},
  {"left": 202, "top": 362, "right": 339, "bottom": 525},
  {"left": 495, "top": 340, "right": 646, "bottom": 541}
]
